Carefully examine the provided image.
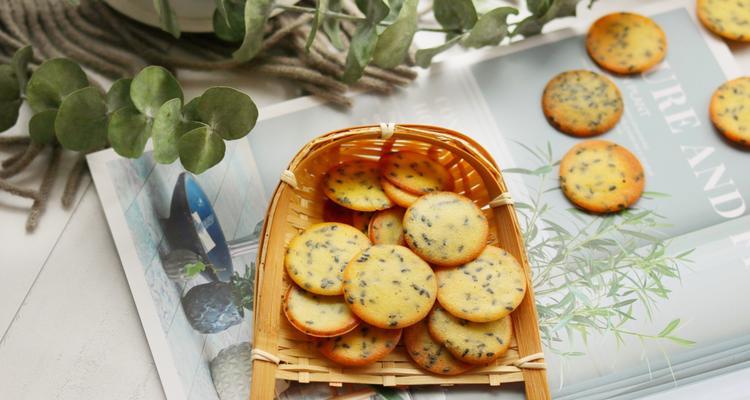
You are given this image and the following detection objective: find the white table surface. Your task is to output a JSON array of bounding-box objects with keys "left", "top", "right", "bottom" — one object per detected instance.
[{"left": 2, "top": 1, "right": 750, "bottom": 399}]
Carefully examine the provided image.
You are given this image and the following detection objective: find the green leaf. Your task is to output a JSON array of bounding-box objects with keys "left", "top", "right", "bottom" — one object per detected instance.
[
  {"left": 233, "top": 0, "right": 273, "bottom": 62},
  {"left": 178, "top": 125, "right": 226, "bottom": 174},
  {"left": 323, "top": 0, "right": 345, "bottom": 50},
  {"left": 213, "top": 1, "right": 245, "bottom": 42},
  {"left": 527, "top": 0, "right": 551, "bottom": 16},
  {"left": 306, "top": 0, "right": 329, "bottom": 51},
  {"left": 182, "top": 96, "right": 201, "bottom": 121},
  {"left": 153, "top": 98, "right": 206, "bottom": 164},
  {"left": 108, "top": 105, "right": 151, "bottom": 158},
  {"left": 106, "top": 78, "right": 134, "bottom": 113},
  {"left": 0, "top": 65, "right": 19, "bottom": 102},
  {"left": 184, "top": 261, "right": 207, "bottom": 278},
  {"left": 130, "top": 66, "right": 183, "bottom": 118},
  {"left": 10, "top": 45, "right": 32, "bottom": 93},
  {"left": 55, "top": 86, "right": 109, "bottom": 152},
  {"left": 153, "top": 0, "right": 180, "bottom": 38},
  {"left": 342, "top": 22, "right": 379, "bottom": 83},
  {"left": 196, "top": 87, "right": 258, "bottom": 140},
  {"left": 433, "top": 0, "right": 477, "bottom": 30},
  {"left": 462, "top": 7, "right": 518, "bottom": 48},
  {"left": 547, "top": 0, "right": 581, "bottom": 19},
  {"left": 513, "top": 15, "right": 545, "bottom": 37},
  {"left": 665, "top": 336, "right": 695, "bottom": 346},
  {"left": 415, "top": 35, "right": 462, "bottom": 68},
  {"left": 0, "top": 99, "right": 21, "bottom": 133},
  {"left": 372, "top": 0, "right": 418, "bottom": 68},
  {"left": 215, "top": 0, "right": 230, "bottom": 25},
  {"left": 28, "top": 109, "right": 58, "bottom": 145},
  {"left": 658, "top": 318, "right": 680, "bottom": 337},
  {"left": 356, "top": 0, "right": 390, "bottom": 23},
  {"left": 26, "top": 58, "right": 89, "bottom": 113}
]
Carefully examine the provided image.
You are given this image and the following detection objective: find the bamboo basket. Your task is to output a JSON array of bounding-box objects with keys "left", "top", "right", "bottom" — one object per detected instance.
[{"left": 250, "top": 124, "right": 550, "bottom": 399}]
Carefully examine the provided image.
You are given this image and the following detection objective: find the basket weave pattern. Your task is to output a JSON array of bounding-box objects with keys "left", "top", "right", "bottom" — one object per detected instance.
[{"left": 251, "top": 125, "right": 550, "bottom": 399}]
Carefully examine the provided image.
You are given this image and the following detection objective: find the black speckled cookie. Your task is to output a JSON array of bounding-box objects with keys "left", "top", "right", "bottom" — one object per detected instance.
[
  {"left": 698, "top": 0, "right": 750, "bottom": 42},
  {"left": 283, "top": 285, "right": 359, "bottom": 337},
  {"left": 709, "top": 77, "right": 750, "bottom": 147},
  {"left": 342, "top": 245, "right": 437, "bottom": 329},
  {"left": 586, "top": 12, "right": 667, "bottom": 74},
  {"left": 381, "top": 151, "right": 453, "bottom": 194},
  {"left": 428, "top": 305, "right": 512, "bottom": 365},
  {"left": 317, "top": 323, "right": 402, "bottom": 366},
  {"left": 285, "top": 223, "right": 370, "bottom": 295},
  {"left": 368, "top": 207, "right": 406, "bottom": 245},
  {"left": 323, "top": 160, "right": 394, "bottom": 211},
  {"left": 403, "top": 319, "right": 473, "bottom": 375},
  {"left": 403, "top": 192, "right": 489, "bottom": 267}
]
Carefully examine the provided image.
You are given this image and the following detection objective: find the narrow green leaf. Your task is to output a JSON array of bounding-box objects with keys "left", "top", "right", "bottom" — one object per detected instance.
[
  {"left": 462, "top": 7, "right": 518, "bottom": 48},
  {"left": 178, "top": 126, "right": 226, "bottom": 174},
  {"left": 130, "top": 66, "right": 183, "bottom": 118},
  {"left": 306, "top": 0, "right": 329, "bottom": 51},
  {"left": 657, "top": 318, "right": 680, "bottom": 337},
  {"left": 196, "top": 87, "right": 257, "bottom": 140},
  {"left": 665, "top": 336, "right": 695, "bottom": 346},
  {"left": 10, "top": 45, "right": 32, "bottom": 93},
  {"left": 153, "top": 0, "right": 180, "bottom": 38},
  {"left": 433, "top": 0, "right": 477, "bottom": 30},
  {"left": 232, "top": 0, "right": 273, "bottom": 62},
  {"left": 55, "top": 86, "right": 109, "bottom": 152},
  {"left": 26, "top": 58, "right": 88, "bottom": 113},
  {"left": 415, "top": 35, "right": 462, "bottom": 68},
  {"left": 29, "top": 109, "right": 58, "bottom": 144},
  {"left": 342, "top": 22, "right": 379, "bottom": 83},
  {"left": 322, "top": 0, "right": 345, "bottom": 50},
  {"left": 373, "top": 0, "right": 418, "bottom": 68},
  {"left": 106, "top": 78, "right": 134, "bottom": 113},
  {"left": 108, "top": 105, "right": 151, "bottom": 158}
]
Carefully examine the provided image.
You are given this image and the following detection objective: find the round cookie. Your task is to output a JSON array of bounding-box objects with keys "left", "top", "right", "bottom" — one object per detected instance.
[
  {"left": 322, "top": 200, "right": 353, "bottom": 225},
  {"left": 382, "top": 178, "right": 420, "bottom": 208},
  {"left": 586, "top": 12, "right": 667, "bottom": 74},
  {"left": 436, "top": 246, "right": 527, "bottom": 323},
  {"left": 317, "top": 324, "right": 402, "bottom": 366},
  {"left": 381, "top": 152, "right": 453, "bottom": 194},
  {"left": 285, "top": 223, "right": 370, "bottom": 295},
  {"left": 351, "top": 211, "right": 373, "bottom": 233},
  {"left": 368, "top": 208, "right": 406, "bottom": 245},
  {"left": 542, "top": 70, "right": 624, "bottom": 137},
  {"left": 283, "top": 285, "right": 359, "bottom": 337},
  {"left": 709, "top": 77, "right": 750, "bottom": 146},
  {"left": 342, "top": 245, "right": 437, "bottom": 329},
  {"left": 323, "top": 160, "right": 394, "bottom": 211},
  {"left": 697, "top": 0, "right": 750, "bottom": 42},
  {"left": 403, "top": 192, "right": 489, "bottom": 267},
  {"left": 403, "top": 319, "right": 473, "bottom": 375},
  {"left": 427, "top": 306, "right": 512, "bottom": 365},
  {"left": 559, "top": 140, "right": 645, "bottom": 213}
]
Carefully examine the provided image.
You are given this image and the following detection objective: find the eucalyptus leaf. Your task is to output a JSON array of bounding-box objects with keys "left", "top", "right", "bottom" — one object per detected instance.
[
  {"left": 382, "top": 0, "right": 405, "bottom": 23},
  {"left": 433, "top": 0, "right": 477, "bottom": 31},
  {"left": 106, "top": 78, "right": 134, "bottom": 113},
  {"left": 182, "top": 96, "right": 201, "bottom": 121},
  {"left": 28, "top": 108, "right": 58, "bottom": 144},
  {"left": 215, "top": 0, "right": 230, "bottom": 25},
  {"left": 306, "top": 0, "right": 329, "bottom": 51},
  {"left": 178, "top": 125, "right": 226, "bottom": 174},
  {"left": 415, "top": 35, "right": 462, "bottom": 68},
  {"left": 341, "top": 23, "right": 379, "bottom": 83},
  {"left": 10, "top": 45, "right": 32, "bottom": 92},
  {"left": 55, "top": 86, "right": 108, "bottom": 152},
  {"left": 25, "top": 58, "right": 88, "bottom": 113},
  {"left": 356, "top": 0, "right": 390, "bottom": 23},
  {"left": 462, "top": 7, "right": 518, "bottom": 48},
  {"left": 108, "top": 105, "right": 152, "bottom": 158},
  {"left": 322, "top": 0, "right": 345, "bottom": 50},
  {"left": 372, "top": 0, "right": 418, "bottom": 68},
  {"left": 527, "top": 0, "right": 551, "bottom": 16},
  {"left": 213, "top": 0, "right": 245, "bottom": 42},
  {"left": 0, "top": 65, "right": 19, "bottom": 102},
  {"left": 233, "top": 0, "right": 273, "bottom": 62},
  {"left": 513, "top": 15, "right": 545, "bottom": 37},
  {"left": 0, "top": 99, "right": 21, "bottom": 133},
  {"left": 153, "top": 0, "right": 181, "bottom": 38},
  {"left": 153, "top": 98, "right": 206, "bottom": 163},
  {"left": 197, "top": 87, "right": 258, "bottom": 140},
  {"left": 130, "top": 66, "right": 183, "bottom": 118}
]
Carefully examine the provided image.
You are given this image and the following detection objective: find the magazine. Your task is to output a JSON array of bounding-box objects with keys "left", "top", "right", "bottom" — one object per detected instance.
[{"left": 87, "top": 0, "right": 750, "bottom": 399}]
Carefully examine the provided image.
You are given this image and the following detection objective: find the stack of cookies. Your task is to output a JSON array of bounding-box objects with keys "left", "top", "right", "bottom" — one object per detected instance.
[{"left": 282, "top": 151, "right": 527, "bottom": 375}]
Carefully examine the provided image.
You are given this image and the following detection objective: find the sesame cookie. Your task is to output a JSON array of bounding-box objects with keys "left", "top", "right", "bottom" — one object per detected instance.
[
  {"left": 542, "top": 70, "right": 624, "bottom": 137},
  {"left": 317, "top": 324, "right": 402, "bottom": 367},
  {"left": 709, "top": 77, "right": 750, "bottom": 146},
  {"left": 285, "top": 223, "right": 370, "bottom": 295},
  {"left": 697, "top": 0, "right": 750, "bottom": 42},
  {"left": 428, "top": 306, "right": 512, "bottom": 365},
  {"left": 403, "top": 192, "right": 489, "bottom": 267},
  {"left": 381, "top": 152, "right": 453, "bottom": 194},
  {"left": 283, "top": 285, "right": 359, "bottom": 337},
  {"left": 436, "top": 246, "right": 527, "bottom": 323},
  {"left": 342, "top": 245, "right": 437, "bottom": 329},
  {"left": 323, "top": 160, "right": 394, "bottom": 211},
  {"left": 352, "top": 211, "right": 373, "bottom": 233},
  {"left": 382, "top": 178, "right": 420, "bottom": 208},
  {"left": 368, "top": 208, "right": 406, "bottom": 245},
  {"left": 322, "top": 200, "right": 353, "bottom": 225},
  {"left": 403, "top": 319, "right": 473, "bottom": 375},
  {"left": 559, "top": 140, "right": 645, "bottom": 214},
  {"left": 586, "top": 12, "right": 667, "bottom": 74}
]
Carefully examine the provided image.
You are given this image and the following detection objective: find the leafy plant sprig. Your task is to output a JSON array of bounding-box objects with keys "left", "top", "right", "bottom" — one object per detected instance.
[
  {"left": 0, "top": 46, "right": 258, "bottom": 174},
  {"left": 506, "top": 143, "right": 695, "bottom": 355}
]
